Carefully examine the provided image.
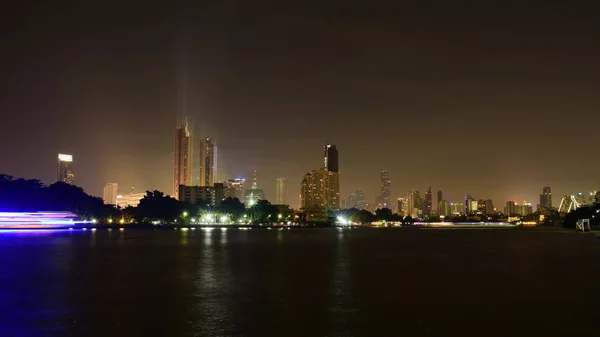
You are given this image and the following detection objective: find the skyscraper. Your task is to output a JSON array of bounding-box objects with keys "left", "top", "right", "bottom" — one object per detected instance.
[
  {"left": 103, "top": 183, "right": 118, "bottom": 205},
  {"left": 223, "top": 177, "right": 246, "bottom": 200},
  {"left": 199, "top": 137, "right": 217, "bottom": 187},
  {"left": 324, "top": 144, "right": 338, "bottom": 172},
  {"left": 300, "top": 169, "right": 340, "bottom": 210},
  {"left": 437, "top": 190, "right": 443, "bottom": 206},
  {"left": 243, "top": 170, "right": 265, "bottom": 206},
  {"left": 425, "top": 186, "right": 432, "bottom": 216},
  {"left": 376, "top": 170, "right": 391, "bottom": 209},
  {"left": 275, "top": 178, "right": 287, "bottom": 205},
  {"left": 346, "top": 190, "right": 367, "bottom": 210},
  {"left": 57, "top": 153, "right": 75, "bottom": 184},
  {"left": 173, "top": 119, "right": 192, "bottom": 199},
  {"left": 539, "top": 186, "right": 552, "bottom": 209}
]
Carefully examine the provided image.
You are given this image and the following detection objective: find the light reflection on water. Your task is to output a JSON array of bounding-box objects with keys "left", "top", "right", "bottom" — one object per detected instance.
[{"left": 1, "top": 228, "right": 600, "bottom": 336}]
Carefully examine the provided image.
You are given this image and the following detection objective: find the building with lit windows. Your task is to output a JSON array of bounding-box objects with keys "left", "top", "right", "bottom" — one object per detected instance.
[
  {"left": 173, "top": 119, "right": 192, "bottom": 199},
  {"left": 300, "top": 169, "right": 340, "bottom": 210},
  {"left": 57, "top": 153, "right": 75, "bottom": 184},
  {"left": 103, "top": 183, "right": 118, "bottom": 205},
  {"left": 450, "top": 202, "right": 463, "bottom": 215},
  {"left": 424, "top": 186, "right": 432, "bottom": 216},
  {"left": 375, "top": 170, "right": 391, "bottom": 209},
  {"left": 116, "top": 193, "right": 146, "bottom": 208},
  {"left": 223, "top": 178, "right": 245, "bottom": 200},
  {"left": 505, "top": 201, "right": 517, "bottom": 215},
  {"left": 199, "top": 137, "right": 217, "bottom": 187},
  {"left": 438, "top": 200, "right": 451, "bottom": 217}
]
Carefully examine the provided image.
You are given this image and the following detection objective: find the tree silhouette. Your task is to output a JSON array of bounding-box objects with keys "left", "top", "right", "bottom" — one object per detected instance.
[
  {"left": 137, "top": 190, "right": 183, "bottom": 223},
  {"left": 218, "top": 197, "right": 245, "bottom": 219},
  {"left": 375, "top": 208, "right": 393, "bottom": 221}
]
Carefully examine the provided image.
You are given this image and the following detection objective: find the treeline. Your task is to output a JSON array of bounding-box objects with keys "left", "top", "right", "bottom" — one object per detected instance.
[
  {"left": 0, "top": 174, "right": 114, "bottom": 218},
  {"left": 562, "top": 205, "right": 600, "bottom": 228}
]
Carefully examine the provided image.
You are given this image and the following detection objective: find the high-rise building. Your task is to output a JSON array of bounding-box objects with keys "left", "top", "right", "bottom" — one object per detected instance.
[
  {"left": 57, "top": 153, "right": 75, "bottom": 184},
  {"left": 199, "top": 137, "right": 217, "bottom": 187},
  {"left": 484, "top": 199, "right": 494, "bottom": 215},
  {"left": 300, "top": 169, "right": 340, "bottom": 210},
  {"left": 439, "top": 200, "right": 451, "bottom": 217},
  {"left": 103, "top": 183, "right": 118, "bottom": 205},
  {"left": 376, "top": 170, "right": 391, "bottom": 209},
  {"left": 397, "top": 198, "right": 409, "bottom": 216},
  {"left": 173, "top": 119, "right": 192, "bottom": 199},
  {"left": 407, "top": 190, "right": 423, "bottom": 218},
  {"left": 275, "top": 178, "right": 287, "bottom": 205},
  {"left": 223, "top": 178, "right": 246, "bottom": 200},
  {"left": 437, "top": 190, "right": 443, "bottom": 206},
  {"left": 324, "top": 144, "right": 338, "bottom": 172},
  {"left": 505, "top": 201, "right": 517, "bottom": 215},
  {"left": 450, "top": 202, "right": 463, "bottom": 215},
  {"left": 539, "top": 186, "right": 552, "bottom": 209},
  {"left": 243, "top": 170, "right": 265, "bottom": 206},
  {"left": 425, "top": 186, "right": 432, "bottom": 216},
  {"left": 346, "top": 190, "right": 367, "bottom": 210}
]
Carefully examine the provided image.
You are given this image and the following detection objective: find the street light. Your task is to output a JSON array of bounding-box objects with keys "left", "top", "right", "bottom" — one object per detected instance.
[{"left": 182, "top": 211, "right": 188, "bottom": 217}]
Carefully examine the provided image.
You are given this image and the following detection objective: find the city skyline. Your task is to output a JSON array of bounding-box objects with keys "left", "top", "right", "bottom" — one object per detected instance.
[{"left": 2, "top": 1, "right": 599, "bottom": 207}]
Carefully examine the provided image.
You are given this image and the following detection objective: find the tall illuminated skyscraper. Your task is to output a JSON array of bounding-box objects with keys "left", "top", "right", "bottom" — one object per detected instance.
[
  {"left": 199, "top": 137, "right": 217, "bottom": 187},
  {"left": 103, "top": 183, "right": 118, "bottom": 205},
  {"left": 376, "top": 170, "right": 391, "bottom": 208},
  {"left": 300, "top": 169, "right": 340, "bottom": 210},
  {"left": 324, "top": 144, "right": 338, "bottom": 172},
  {"left": 275, "top": 178, "right": 287, "bottom": 205},
  {"left": 425, "top": 186, "right": 432, "bottom": 216},
  {"left": 57, "top": 153, "right": 75, "bottom": 184},
  {"left": 173, "top": 119, "right": 192, "bottom": 199}
]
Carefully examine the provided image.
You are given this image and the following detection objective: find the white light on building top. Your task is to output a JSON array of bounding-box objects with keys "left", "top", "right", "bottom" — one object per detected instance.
[{"left": 58, "top": 154, "right": 73, "bottom": 162}]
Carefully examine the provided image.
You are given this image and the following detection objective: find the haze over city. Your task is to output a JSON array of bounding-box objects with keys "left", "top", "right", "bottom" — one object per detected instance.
[{"left": 2, "top": 1, "right": 599, "bottom": 207}]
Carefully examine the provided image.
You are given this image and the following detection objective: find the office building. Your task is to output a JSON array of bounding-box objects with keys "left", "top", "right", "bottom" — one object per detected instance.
[
  {"left": 347, "top": 190, "right": 367, "bottom": 210},
  {"left": 116, "top": 193, "right": 145, "bottom": 208},
  {"left": 465, "top": 195, "right": 477, "bottom": 214},
  {"left": 438, "top": 200, "right": 451, "bottom": 217},
  {"left": 539, "top": 186, "right": 552, "bottom": 209},
  {"left": 103, "top": 183, "right": 118, "bottom": 205},
  {"left": 199, "top": 137, "right": 217, "bottom": 187},
  {"left": 425, "top": 186, "right": 432, "bottom": 216},
  {"left": 505, "top": 201, "right": 517, "bottom": 215},
  {"left": 324, "top": 144, "right": 338, "bottom": 172},
  {"left": 223, "top": 177, "right": 246, "bottom": 200},
  {"left": 243, "top": 170, "right": 265, "bottom": 206},
  {"left": 57, "top": 153, "right": 75, "bottom": 184},
  {"left": 450, "top": 202, "right": 463, "bottom": 215},
  {"left": 397, "top": 198, "right": 409, "bottom": 216},
  {"left": 300, "top": 169, "right": 340, "bottom": 210},
  {"left": 376, "top": 170, "right": 391, "bottom": 209},
  {"left": 173, "top": 119, "right": 193, "bottom": 199},
  {"left": 179, "top": 185, "right": 213, "bottom": 207},
  {"left": 275, "top": 178, "right": 287, "bottom": 205}
]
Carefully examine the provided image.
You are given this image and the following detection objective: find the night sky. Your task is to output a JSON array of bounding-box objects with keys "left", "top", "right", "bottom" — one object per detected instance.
[{"left": 2, "top": 1, "right": 599, "bottom": 208}]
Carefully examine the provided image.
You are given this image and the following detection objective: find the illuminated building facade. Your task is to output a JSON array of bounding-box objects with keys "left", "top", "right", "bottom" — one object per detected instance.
[
  {"left": 223, "top": 178, "right": 245, "bottom": 200},
  {"left": 397, "top": 197, "right": 409, "bottom": 216},
  {"left": 376, "top": 170, "right": 391, "bottom": 209},
  {"left": 425, "top": 186, "right": 432, "bottom": 216},
  {"left": 103, "top": 183, "right": 118, "bottom": 205},
  {"left": 173, "top": 119, "right": 192, "bottom": 199},
  {"left": 199, "top": 137, "right": 217, "bottom": 187},
  {"left": 300, "top": 169, "right": 340, "bottom": 210},
  {"left": 57, "top": 153, "right": 75, "bottom": 184},
  {"left": 505, "top": 201, "right": 517, "bottom": 215},
  {"left": 116, "top": 193, "right": 145, "bottom": 208},
  {"left": 275, "top": 178, "right": 287, "bottom": 205},
  {"left": 450, "top": 202, "right": 463, "bottom": 215},
  {"left": 439, "top": 200, "right": 451, "bottom": 217}
]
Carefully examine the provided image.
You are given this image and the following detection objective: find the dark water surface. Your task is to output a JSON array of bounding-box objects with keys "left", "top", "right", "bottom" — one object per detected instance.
[{"left": 1, "top": 228, "right": 599, "bottom": 337}]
